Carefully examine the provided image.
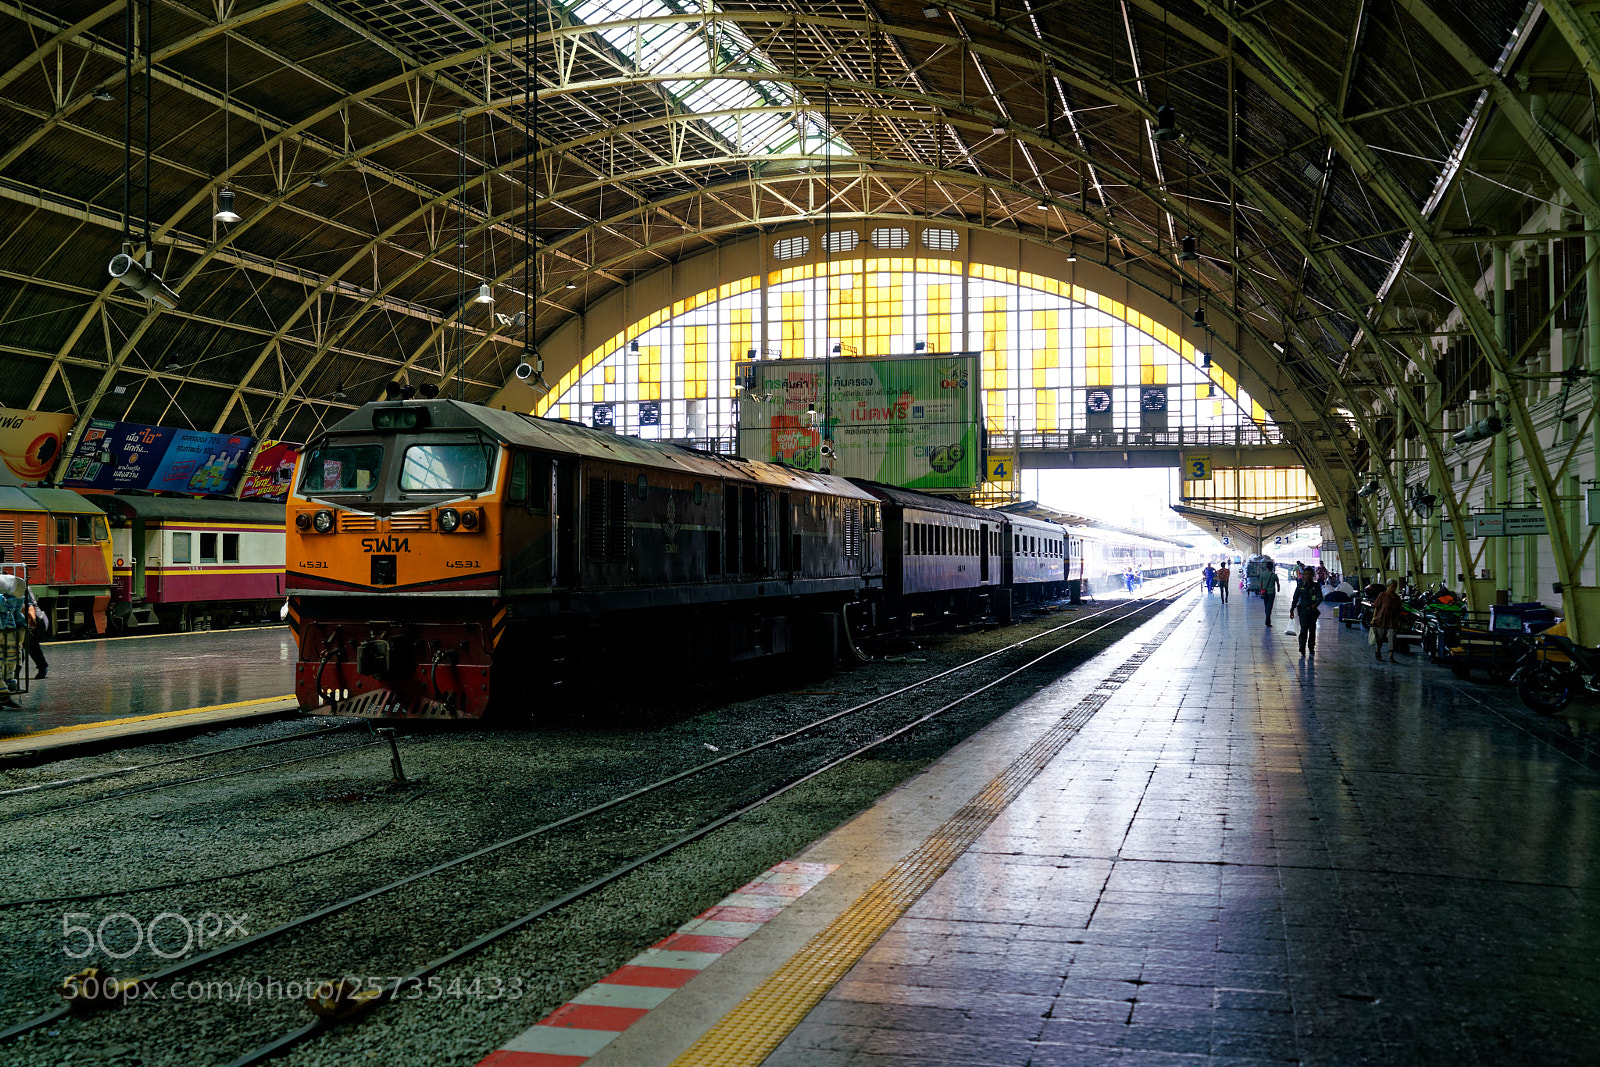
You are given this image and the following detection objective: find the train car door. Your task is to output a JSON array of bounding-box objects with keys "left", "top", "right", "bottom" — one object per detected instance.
[
  {"left": 777, "top": 493, "right": 792, "bottom": 574},
  {"left": 555, "top": 459, "right": 578, "bottom": 587},
  {"left": 979, "top": 523, "right": 991, "bottom": 583},
  {"left": 504, "top": 451, "right": 554, "bottom": 589}
]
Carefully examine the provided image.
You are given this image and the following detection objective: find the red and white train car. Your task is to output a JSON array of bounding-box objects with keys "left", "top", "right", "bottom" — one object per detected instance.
[{"left": 98, "top": 496, "right": 287, "bottom": 631}]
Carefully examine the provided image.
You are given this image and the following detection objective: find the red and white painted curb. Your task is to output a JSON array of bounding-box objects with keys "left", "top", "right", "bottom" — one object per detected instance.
[{"left": 476, "top": 860, "right": 838, "bottom": 1067}]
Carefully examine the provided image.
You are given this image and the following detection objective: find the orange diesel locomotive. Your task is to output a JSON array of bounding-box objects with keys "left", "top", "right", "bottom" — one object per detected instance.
[{"left": 285, "top": 400, "right": 880, "bottom": 719}]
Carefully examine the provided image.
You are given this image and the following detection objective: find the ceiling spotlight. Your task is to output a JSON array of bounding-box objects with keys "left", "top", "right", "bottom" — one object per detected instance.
[
  {"left": 1191, "top": 307, "right": 1206, "bottom": 328},
  {"left": 565, "top": 281, "right": 578, "bottom": 289},
  {"left": 991, "top": 125, "right": 1007, "bottom": 135},
  {"left": 1036, "top": 200, "right": 1050, "bottom": 210},
  {"left": 91, "top": 89, "right": 114, "bottom": 102},
  {"left": 1356, "top": 479, "right": 1380, "bottom": 497},
  {"left": 913, "top": 341, "right": 927, "bottom": 351},
  {"left": 107, "top": 253, "right": 179, "bottom": 309},
  {"left": 309, "top": 175, "right": 329, "bottom": 188},
  {"left": 165, "top": 361, "right": 184, "bottom": 371},
  {"left": 474, "top": 282, "right": 493, "bottom": 304},
  {"left": 1179, "top": 235, "right": 1197, "bottom": 261},
  {"left": 1153, "top": 103, "right": 1178, "bottom": 142},
  {"left": 213, "top": 189, "right": 241, "bottom": 223},
  {"left": 1301, "top": 160, "right": 1325, "bottom": 185},
  {"left": 1066, "top": 242, "right": 1077, "bottom": 263},
  {"left": 922, "top": 5, "right": 942, "bottom": 17},
  {"left": 494, "top": 312, "right": 511, "bottom": 327},
  {"left": 333, "top": 383, "right": 347, "bottom": 400}
]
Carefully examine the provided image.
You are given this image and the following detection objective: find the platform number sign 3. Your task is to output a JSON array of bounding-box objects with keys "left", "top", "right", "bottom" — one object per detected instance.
[{"left": 1186, "top": 453, "right": 1211, "bottom": 481}]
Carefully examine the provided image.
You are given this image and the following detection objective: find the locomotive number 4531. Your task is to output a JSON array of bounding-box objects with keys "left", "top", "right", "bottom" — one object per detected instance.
[{"left": 445, "top": 560, "right": 482, "bottom": 569}]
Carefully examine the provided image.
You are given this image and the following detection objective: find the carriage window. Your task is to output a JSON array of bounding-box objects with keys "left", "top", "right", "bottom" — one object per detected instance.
[
  {"left": 76, "top": 515, "right": 94, "bottom": 543},
  {"left": 171, "top": 532, "right": 191, "bottom": 564},
  {"left": 400, "top": 443, "right": 490, "bottom": 492},
  {"left": 56, "top": 517, "right": 70, "bottom": 544},
  {"left": 200, "top": 533, "right": 218, "bottom": 563},
  {"left": 301, "top": 443, "right": 384, "bottom": 493},
  {"left": 93, "top": 516, "right": 109, "bottom": 541},
  {"left": 223, "top": 533, "right": 240, "bottom": 563}
]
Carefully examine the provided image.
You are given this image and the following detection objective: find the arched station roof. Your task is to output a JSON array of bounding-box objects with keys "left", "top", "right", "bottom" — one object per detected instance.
[{"left": 1, "top": 0, "right": 1594, "bottom": 534}]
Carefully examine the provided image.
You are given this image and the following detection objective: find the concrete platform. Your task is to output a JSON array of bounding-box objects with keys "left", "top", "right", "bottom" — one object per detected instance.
[
  {"left": 0, "top": 626, "right": 298, "bottom": 763},
  {"left": 478, "top": 588, "right": 1600, "bottom": 1067}
]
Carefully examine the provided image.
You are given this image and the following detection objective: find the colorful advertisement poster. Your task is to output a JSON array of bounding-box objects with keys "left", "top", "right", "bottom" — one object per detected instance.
[
  {"left": 61, "top": 419, "right": 253, "bottom": 494},
  {"left": 736, "top": 353, "right": 980, "bottom": 490},
  {"left": 0, "top": 407, "right": 76, "bottom": 483},
  {"left": 239, "top": 441, "right": 301, "bottom": 501}
]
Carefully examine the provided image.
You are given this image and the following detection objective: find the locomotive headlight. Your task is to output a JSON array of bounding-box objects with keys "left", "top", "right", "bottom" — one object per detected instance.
[
  {"left": 438, "top": 507, "right": 461, "bottom": 533},
  {"left": 460, "top": 509, "right": 479, "bottom": 531},
  {"left": 295, "top": 512, "right": 312, "bottom": 531},
  {"left": 312, "top": 510, "right": 334, "bottom": 533}
]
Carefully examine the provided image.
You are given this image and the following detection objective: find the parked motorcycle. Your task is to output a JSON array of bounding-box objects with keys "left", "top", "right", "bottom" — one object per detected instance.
[{"left": 1515, "top": 634, "right": 1600, "bottom": 715}]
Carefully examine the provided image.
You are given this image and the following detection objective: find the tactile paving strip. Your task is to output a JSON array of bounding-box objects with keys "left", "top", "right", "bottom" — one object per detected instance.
[
  {"left": 668, "top": 600, "right": 1196, "bottom": 1067},
  {"left": 476, "top": 861, "right": 838, "bottom": 1067}
]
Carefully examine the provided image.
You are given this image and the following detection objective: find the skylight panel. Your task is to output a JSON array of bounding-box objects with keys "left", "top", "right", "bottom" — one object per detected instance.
[{"left": 565, "top": 0, "right": 851, "bottom": 157}]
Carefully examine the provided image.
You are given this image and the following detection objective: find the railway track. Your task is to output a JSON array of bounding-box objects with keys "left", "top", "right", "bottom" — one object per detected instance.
[{"left": 0, "top": 580, "right": 1194, "bottom": 1066}]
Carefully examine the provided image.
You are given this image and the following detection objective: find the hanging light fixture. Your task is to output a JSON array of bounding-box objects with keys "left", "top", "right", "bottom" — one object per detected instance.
[
  {"left": 474, "top": 281, "right": 493, "bottom": 304},
  {"left": 214, "top": 189, "right": 241, "bottom": 223},
  {"left": 1153, "top": 103, "right": 1178, "bottom": 142},
  {"left": 1191, "top": 307, "right": 1206, "bottom": 328},
  {"left": 1179, "top": 234, "right": 1197, "bottom": 261}
]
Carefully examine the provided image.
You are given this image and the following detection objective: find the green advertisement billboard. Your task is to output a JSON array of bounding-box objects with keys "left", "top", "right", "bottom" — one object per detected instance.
[{"left": 735, "top": 353, "right": 980, "bottom": 490}]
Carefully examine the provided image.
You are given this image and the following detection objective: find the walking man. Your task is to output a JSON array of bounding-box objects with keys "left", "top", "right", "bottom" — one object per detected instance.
[
  {"left": 1290, "top": 565, "right": 1324, "bottom": 655},
  {"left": 1260, "top": 558, "right": 1280, "bottom": 626},
  {"left": 1215, "top": 561, "right": 1231, "bottom": 603},
  {"left": 1203, "top": 562, "right": 1216, "bottom": 594},
  {"left": 1370, "top": 579, "right": 1404, "bottom": 663}
]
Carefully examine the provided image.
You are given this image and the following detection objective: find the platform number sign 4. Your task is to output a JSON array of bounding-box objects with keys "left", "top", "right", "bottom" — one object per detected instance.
[
  {"left": 987, "top": 456, "right": 1013, "bottom": 482},
  {"left": 1186, "top": 453, "right": 1211, "bottom": 481}
]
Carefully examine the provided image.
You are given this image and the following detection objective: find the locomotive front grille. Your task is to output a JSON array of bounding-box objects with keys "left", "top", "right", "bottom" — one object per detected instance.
[
  {"left": 389, "top": 512, "right": 433, "bottom": 531},
  {"left": 339, "top": 514, "right": 379, "bottom": 532}
]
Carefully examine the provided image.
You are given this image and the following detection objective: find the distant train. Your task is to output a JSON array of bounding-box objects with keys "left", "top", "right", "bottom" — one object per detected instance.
[
  {"left": 98, "top": 496, "right": 287, "bottom": 631},
  {"left": 0, "top": 477, "right": 113, "bottom": 635},
  {"left": 283, "top": 400, "right": 1198, "bottom": 721},
  {"left": 0, "top": 466, "right": 289, "bottom": 635}
]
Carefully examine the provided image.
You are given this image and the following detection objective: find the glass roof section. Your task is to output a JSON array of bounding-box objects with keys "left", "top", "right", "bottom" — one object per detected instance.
[{"left": 567, "top": 0, "right": 852, "bottom": 156}]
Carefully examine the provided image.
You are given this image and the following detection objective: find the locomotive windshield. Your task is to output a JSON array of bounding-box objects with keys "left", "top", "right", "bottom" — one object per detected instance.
[
  {"left": 398, "top": 442, "right": 491, "bottom": 492},
  {"left": 300, "top": 443, "right": 384, "bottom": 493}
]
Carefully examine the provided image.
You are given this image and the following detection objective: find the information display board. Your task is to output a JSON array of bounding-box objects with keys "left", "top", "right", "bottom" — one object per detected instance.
[
  {"left": 0, "top": 406, "right": 75, "bottom": 483},
  {"left": 1501, "top": 507, "right": 1547, "bottom": 536},
  {"left": 735, "top": 353, "right": 980, "bottom": 490},
  {"left": 1472, "top": 512, "right": 1506, "bottom": 538}
]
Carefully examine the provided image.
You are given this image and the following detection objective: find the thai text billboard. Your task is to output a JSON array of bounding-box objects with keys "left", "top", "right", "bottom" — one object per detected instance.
[
  {"left": 736, "top": 353, "right": 980, "bottom": 490},
  {"left": 62, "top": 419, "right": 253, "bottom": 494},
  {"left": 238, "top": 441, "right": 301, "bottom": 501}
]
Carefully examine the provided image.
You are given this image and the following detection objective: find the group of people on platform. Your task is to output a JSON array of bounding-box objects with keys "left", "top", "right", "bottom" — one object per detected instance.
[
  {"left": 1201, "top": 556, "right": 1341, "bottom": 656},
  {"left": 0, "top": 548, "right": 48, "bottom": 710}
]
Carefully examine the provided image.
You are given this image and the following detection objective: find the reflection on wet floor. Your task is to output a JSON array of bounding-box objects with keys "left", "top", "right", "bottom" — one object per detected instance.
[{"left": 1, "top": 627, "right": 295, "bottom": 736}]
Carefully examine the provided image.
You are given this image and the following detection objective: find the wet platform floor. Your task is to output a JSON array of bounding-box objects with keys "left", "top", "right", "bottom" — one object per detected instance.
[
  {"left": 758, "top": 590, "right": 1600, "bottom": 1066},
  {"left": 0, "top": 627, "right": 295, "bottom": 737}
]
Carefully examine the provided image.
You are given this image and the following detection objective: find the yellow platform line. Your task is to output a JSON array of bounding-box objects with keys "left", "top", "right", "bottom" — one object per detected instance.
[
  {"left": 668, "top": 600, "right": 1195, "bottom": 1067},
  {"left": 1, "top": 694, "right": 297, "bottom": 741}
]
